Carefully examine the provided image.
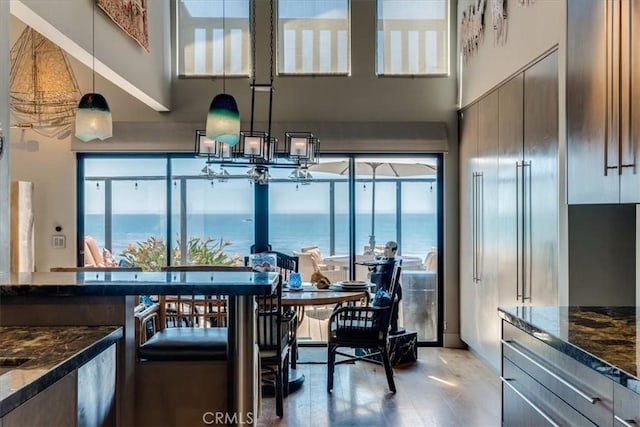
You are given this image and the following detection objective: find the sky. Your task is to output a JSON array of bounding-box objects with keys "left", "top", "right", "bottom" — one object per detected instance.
[{"left": 83, "top": 157, "right": 437, "bottom": 215}]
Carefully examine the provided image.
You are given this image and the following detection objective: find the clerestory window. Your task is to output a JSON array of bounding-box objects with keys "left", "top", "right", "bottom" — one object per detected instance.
[
  {"left": 277, "top": 0, "right": 350, "bottom": 75},
  {"left": 376, "top": 0, "right": 449, "bottom": 76},
  {"left": 176, "top": 0, "right": 251, "bottom": 77}
]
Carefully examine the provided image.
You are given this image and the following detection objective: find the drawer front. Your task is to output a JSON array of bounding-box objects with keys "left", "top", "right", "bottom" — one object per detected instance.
[
  {"left": 503, "top": 358, "right": 596, "bottom": 427},
  {"left": 503, "top": 322, "right": 614, "bottom": 426},
  {"left": 614, "top": 382, "right": 640, "bottom": 426}
]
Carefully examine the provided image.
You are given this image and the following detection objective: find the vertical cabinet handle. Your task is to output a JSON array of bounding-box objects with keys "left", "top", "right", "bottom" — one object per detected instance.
[
  {"left": 516, "top": 162, "right": 523, "bottom": 301},
  {"left": 621, "top": 0, "right": 636, "bottom": 173},
  {"left": 524, "top": 161, "right": 532, "bottom": 302},
  {"left": 471, "top": 171, "right": 484, "bottom": 284},
  {"left": 606, "top": 0, "right": 620, "bottom": 175},
  {"left": 477, "top": 172, "right": 483, "bottom": 283},
  {"left": 472, "top": 172, "right": 477, "bottom": 282}
]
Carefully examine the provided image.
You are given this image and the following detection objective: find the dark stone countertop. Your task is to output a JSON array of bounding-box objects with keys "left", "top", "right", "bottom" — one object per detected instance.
[
  {"left": 498, "top": 306, "right": 639, "bottom": 394},
  {"left": 0, "top": 271, "right": 278, "bottom": 297},
  {"left": 0, "top": 326, "right": 122, "bottom": 417}
]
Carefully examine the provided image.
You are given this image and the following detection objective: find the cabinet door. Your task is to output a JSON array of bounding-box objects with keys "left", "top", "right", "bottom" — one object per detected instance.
[
  {"left": 524, "top": 51, "right": 558, "bottom": 306},
  {"left": 567, "top": 0, "right": 619, "bottom": 204},
  {"left": 459, "top": 104, "right": 477, "bottom": 346},
  {"left": 498, "top": 74, "right": 524, "bottom": 306},
  {"left": 620, "top": 0, "right": 640, "bottom": 202},
  {"left": 475, "top": 91, "right": 501, "bottom": 371}
]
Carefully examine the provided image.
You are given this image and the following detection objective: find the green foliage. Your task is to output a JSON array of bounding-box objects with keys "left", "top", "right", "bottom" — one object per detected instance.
[
  {"left": 119, "top": 236, "right": 167, "bottom": 272},
  {"left": 119, "top": 236, "right": 240, "bottom": 271},
  {"left": 175, "top": 237, "right": 241, "bottom": 266}
]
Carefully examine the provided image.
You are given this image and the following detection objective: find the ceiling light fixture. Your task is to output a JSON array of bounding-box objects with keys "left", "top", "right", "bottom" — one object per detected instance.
[
  {"left": 205, "top": 0, "right": 240, "bottom": 147},
  {"left": 75, "top": 1, "right": 112, "bottom": 142},
  {"left": 194, "top": 0, "right": 320, "bottom": 185}
]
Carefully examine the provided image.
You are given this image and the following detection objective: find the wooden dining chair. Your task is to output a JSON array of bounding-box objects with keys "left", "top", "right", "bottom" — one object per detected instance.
[
  {"left": 160, "top": 265, "right": 252, "bottom": 329},
  {"left": 245, "top": 251, "right": 301, "bottom": 369},
  {"left": 327, "top": 260, "right": 402, "bottom": 394},
  {"left": 256, "top": 274, "right": 291, "bottom": 418}
]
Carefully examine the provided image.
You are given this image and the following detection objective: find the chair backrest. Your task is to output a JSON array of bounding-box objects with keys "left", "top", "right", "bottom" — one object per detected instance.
[
  {"left": 423, "top": 247, "right": 437, "bottom": 272},
  {"left": 244, "top": 251, "right": 299, "bottom": 282},
  {"left": 371, "top": 260, "right": 402, "bottom": 334},
  {"left": 159, "top": 265, "right": 252, "bottom": 328},
  {"left": 256, "top": 274, "right": 288, "bottom": 352},
  {"left": 134, "top": 303, "right": 160, "bottom": 346}
]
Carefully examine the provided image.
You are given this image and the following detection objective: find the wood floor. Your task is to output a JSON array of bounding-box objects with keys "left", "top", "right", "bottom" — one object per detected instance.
[{"left": 257, "top": 347, "right": 501, "bottom": 426}]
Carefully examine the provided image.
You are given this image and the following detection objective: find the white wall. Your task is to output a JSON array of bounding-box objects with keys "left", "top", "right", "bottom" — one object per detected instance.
[
  {"left": 0, "top": 0, "right": 10, "bottom": 272},
  {"left": 458, "top": 0, "right": 564, "bottom": 107},
  {"left": 13, "top": 0, "right": 171, "bottom": 111}
]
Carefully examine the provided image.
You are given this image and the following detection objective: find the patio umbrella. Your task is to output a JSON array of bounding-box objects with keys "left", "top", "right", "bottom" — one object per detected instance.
[{"left": 309, "top": 160, "right": 436, "bottom": 250}]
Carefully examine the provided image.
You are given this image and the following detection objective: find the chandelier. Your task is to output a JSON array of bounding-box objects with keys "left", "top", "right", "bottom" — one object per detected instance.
[{"left": 194, "top": 0, "right": 319, "bottom": 185}]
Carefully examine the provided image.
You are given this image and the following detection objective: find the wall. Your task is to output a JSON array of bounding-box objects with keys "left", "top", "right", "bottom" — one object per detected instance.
[
  {"left": 0, "top": 0, "right": 10, "bottom": 272},
  {"left": 458, "top": 0, "right": 564, "bottom": 107},
  {"left": 14, "top": 0, "right": 171, "bottom": 111}
]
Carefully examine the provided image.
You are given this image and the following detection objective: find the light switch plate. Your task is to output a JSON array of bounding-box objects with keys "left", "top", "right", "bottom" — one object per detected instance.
[{"left": 52, "top": 234, "right": 66, "bottom": 249}]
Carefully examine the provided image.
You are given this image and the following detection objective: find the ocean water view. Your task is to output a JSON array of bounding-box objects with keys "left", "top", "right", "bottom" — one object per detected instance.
[{"left": 85, "top": 213, "right": 438, "bottom": 262}]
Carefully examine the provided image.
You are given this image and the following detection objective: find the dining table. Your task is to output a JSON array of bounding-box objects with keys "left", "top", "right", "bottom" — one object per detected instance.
[{"left": 280, "top": 282, "right": 372, "bottom": 391}]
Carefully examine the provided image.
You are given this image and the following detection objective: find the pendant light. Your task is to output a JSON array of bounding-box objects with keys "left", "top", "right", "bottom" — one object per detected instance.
[
  {"left": 75, "top": 1, "right": 112, "bottom": 142},
  {"left": 205, "top": 0, "right": 240, "bottom": 147}
]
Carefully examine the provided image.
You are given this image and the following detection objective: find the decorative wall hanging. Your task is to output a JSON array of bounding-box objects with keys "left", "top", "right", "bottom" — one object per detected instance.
[
  {"left": 460, "top": 0, "right": 486, "bottom": 59},
  {"left": 97, "top": 0, "right": 149, "bottom": 52},
  {"left": 10, "top": 27, "right": 81, "bottom": 138},
  {"left": 492, "top": 0, "right": 507, "bottom": 45}
]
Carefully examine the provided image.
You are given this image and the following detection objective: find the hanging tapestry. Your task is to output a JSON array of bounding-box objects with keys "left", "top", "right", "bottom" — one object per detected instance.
[
  {"left": 97, "top": 0, "right": 149, "bottom": 52},
  {"left": 10, "top": 27, "right": 81, "bottom": 138}
]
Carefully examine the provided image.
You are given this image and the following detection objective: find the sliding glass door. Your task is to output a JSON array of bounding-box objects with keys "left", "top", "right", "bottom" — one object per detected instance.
[{"left": 79, "top": 153, "right": 442, "bottom": 344}]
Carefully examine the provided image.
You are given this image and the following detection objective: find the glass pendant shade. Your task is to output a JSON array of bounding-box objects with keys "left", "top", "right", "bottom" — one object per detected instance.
[
  {"left": 206, "top": 93, "right": 240, "bottom": 146},
  {"left": 75, "top": 93, "right": 112, "bottom": 142}
]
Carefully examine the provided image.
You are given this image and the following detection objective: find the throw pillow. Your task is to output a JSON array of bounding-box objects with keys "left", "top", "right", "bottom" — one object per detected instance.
[{"left": 102, "top": 248, "right": 118, "bottom": 267}]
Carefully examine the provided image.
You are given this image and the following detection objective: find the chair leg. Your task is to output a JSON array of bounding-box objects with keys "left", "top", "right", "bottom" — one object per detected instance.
[
  {"left": 290, "top": 335, "right": 298, "bottom": 369},
  {"left": 283, "top": 353, "right": 290, "bottom": 397},
  {"left": 327, "top": 344, "right": 336, "bottom": 393},
  {"left": 380, "top": 346, "right": 396, "bottom": 394},
  {"left": 275, "top": 364, "right": 284, "bottom": 418}
]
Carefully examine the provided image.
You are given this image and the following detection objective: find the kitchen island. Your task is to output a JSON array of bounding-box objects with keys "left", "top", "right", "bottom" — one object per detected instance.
[
  {"left": 0, "top": 326, "right": 122, "bottom": 425},
  {"left": 0, "top": 271, "right": 278, "bottom": 426},
  {"left": 499, "top": 306, "right": 639, "bottom": 426}
]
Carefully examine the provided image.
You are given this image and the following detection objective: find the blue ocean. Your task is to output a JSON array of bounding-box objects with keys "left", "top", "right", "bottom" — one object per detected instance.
[{"left": 85, "top": 213, "right": 437, "bottom": 260}]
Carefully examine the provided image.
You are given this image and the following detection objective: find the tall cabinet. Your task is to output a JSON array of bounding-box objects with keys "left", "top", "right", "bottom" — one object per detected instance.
[
  {"left": 460, "top": 51, "right": 559, "bottom": 372},
  {"left": 567, "top": 0, "right": 640, "bottom": 204},
  {"left": 502, "top": 51, "right": 559, "bottom": 306},
  {"left": 460, "top": 92, "right": 500, "bottom": 369}
]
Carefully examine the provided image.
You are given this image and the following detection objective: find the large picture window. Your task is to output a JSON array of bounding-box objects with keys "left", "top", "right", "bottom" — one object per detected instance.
[{"left": 79, "top": 153, "right": 442, "bottom": 345}]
